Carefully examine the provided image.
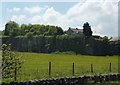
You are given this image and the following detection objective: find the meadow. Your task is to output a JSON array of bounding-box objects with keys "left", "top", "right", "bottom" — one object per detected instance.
[{"left": 12, "top": 52, "right": 118, "bottom": 82}]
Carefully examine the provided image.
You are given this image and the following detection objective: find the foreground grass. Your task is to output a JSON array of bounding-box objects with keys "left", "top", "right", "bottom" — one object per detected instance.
[{"left": 7, "top": 52, "right": 118, "bottom": 82}]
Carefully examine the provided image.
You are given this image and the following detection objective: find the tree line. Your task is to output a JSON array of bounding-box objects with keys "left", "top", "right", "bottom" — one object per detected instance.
[
  {"left": 1, "top": 21, "right": 120, "bottom": 56},
  {"left": 3, "top": 21, "right": 63, "bottom": 37}
]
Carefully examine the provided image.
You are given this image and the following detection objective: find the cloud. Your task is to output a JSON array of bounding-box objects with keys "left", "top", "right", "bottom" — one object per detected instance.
[
  {"left": 43, "top": 7, "right": 62, "bottom": 24},
  {"left": 7, "top": 7, "right": 21, "bottom": 12},
  {"left": 7, "top": 0, "right": 118, "bottom": 37},
  {"left": 25, "top": 7, "right": 70, "bottom": 28},
  {"left": 7, "top": 6, "right": 48, "bottom": 14},
  {"left": 13, "top": 7, "right": 21, "bottom": 12},
  {"left": 2, "top": 0, "right": 48, "bottom": 2},
  {"left": 0, "top": 27, "right": 5, "bottom": 31},
  {"left": 6, "top": 8, "right": 12, "bottom": 12},
  {"left": 29, "top": 15, "right": 42, "bottom": 23},
  {"left": 58, "top": 0, "right": 118, "bottom": 37},
  {"left": 0, "top": 26, "right": 5, "bottom": 31},
  {"left": 0, "top": 22, "right": 6, "bottom": 31},
  {"left": 42, "top": 0, "right": 117, "bottom": 37},
  {"left": 24, "top": 6, "right": 43, "bottom": 14},
  {"left": 11, "top": 15, "right": 26, "bottom": 22},
  {"left": 1, "top": 0, "right": 87, "bottom": 2}
]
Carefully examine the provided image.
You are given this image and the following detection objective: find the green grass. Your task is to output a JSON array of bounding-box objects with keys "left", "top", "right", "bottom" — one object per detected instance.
[{"left": 8, "top": 52, "right": 119, "bottom": 82}]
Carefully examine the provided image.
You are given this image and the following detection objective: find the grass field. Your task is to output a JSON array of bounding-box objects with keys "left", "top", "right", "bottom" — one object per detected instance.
[{"left": 5, "top": 52, "right": 118, "bottom": 82}]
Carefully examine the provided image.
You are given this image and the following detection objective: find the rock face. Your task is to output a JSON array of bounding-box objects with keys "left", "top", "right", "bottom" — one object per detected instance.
[{"left": 1, "top": 73, "right": 120, "bottom": 85}]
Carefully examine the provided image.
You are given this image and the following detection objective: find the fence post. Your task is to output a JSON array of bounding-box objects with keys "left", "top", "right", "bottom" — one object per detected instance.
[
  {"left": 72, "top": 63, "right": 74, "bottom": 76},
  {"left": 109, "top": 62, "right": 112, "bottom": 72},
  {"left": 49, "top": 62, "right": 51, "bottom": 77},
  {"left": 91, "top": 64, "right": 93, "bottom": 73}
]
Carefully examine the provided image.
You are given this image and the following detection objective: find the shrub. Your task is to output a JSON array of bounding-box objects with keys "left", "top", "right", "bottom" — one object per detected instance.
[{"left": 1, "top": 44, "right": 23, "bottom": 82}]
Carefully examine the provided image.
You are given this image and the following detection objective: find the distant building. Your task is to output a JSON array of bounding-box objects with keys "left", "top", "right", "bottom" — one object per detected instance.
[
  {"left": 66, "top": 27, "right": 84, "bottom": 37},
  {"left": 92, "top": 35, "right": 100, "bottom": 39}
]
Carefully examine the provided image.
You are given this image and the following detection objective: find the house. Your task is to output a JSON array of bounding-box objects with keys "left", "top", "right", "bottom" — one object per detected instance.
[
  {"left": 66, "top": 27, "right": 84, "bottom": 37},
  {"left": 92, "top": 35, "right": 100, "bottom": 39}
]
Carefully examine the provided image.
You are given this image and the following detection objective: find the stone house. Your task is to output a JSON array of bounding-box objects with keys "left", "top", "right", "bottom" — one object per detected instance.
[{"left": 66, "top": 27, "right": 84, "bottom": 37}]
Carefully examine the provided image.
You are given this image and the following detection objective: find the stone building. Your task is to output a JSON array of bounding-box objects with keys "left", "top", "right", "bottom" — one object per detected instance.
[{"left": 66, "top": 27, "right": 84, "bottom": 37}]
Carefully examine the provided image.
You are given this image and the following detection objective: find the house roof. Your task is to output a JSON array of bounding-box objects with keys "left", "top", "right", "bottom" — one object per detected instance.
[{"left": 69, "top": 28, "right": 83, "bottom": 33}]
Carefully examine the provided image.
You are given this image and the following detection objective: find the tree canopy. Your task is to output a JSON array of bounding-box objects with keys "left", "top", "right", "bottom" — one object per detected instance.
[
  {"left": 4, "top": 21, "right": 19, "bottom": 37},
  {"left": 3, "top": 21, "right": 64, "bottom": 37},
  {"left": 83, "top": 22, "right": 93, "bottom": 37}
]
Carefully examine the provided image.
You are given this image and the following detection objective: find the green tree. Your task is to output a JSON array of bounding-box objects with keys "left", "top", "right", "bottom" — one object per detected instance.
[
  {"left": 47, "top": 26, "right": 63, "bottom": 35},
  {"left": 48, "top": 26, "right": 57, "bottom": 35},
  {"left": 1, "top": 44, "right": 22, "bottom": 81},
  {"left": 9, "top": 28, "right": 19, "bottom": 37},
  {"left": 4, "top": 21, "right": 19, "bottom": 37},
  {"left": 83, "top": 22, "right": 93, "bottom": 37},
  {"left": 20, "top": 24, "right": 28, "bottom": 36},
  {"left": 56, "top": 26, "right": 63, "bottom": 35},
  {"left": 25, "top": 32, "right": 33, "bottom": 39},
  {"left": 101, "top": 36, "right": 112, "bottom": 41}
]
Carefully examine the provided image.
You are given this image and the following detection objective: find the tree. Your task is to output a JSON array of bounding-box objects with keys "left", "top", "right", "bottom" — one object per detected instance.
[
  {"left": 83, "top": 22, "right": 93, "bottom": 37},
  {"left": 1, "top": 44, "right": 22, "bottom": 81},
  {"left": 56, "top": 26, "right": 63, "bottom": 35},
  {"left": 9, "top": 28, "right": 19, "bottom": 37},
  {"left": 48, "top": 26, "right": 57, "bottom": 35},
  {"left": 47, "top": 26, "right": 63, "bottom": 35},
  {"left": 25, "top": 32, "right": 33, "bottom": 39},
  {"left": 4, "top": 21, "right": 19, "bottom": 37},
  {"left": 101, "top": 36, "right": 112, "bottom": 41},
  {"left": 20, "top": 24, "right": 28, "bottom": 36}
]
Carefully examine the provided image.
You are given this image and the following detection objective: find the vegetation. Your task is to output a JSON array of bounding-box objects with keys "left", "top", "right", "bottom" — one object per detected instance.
[
  {"left": 1, "top": 21, "right": 119, "bottom": 84},
  {"left": 2, "top": 35, "right": 120, "bottom": 56},
  {"left": 83, "top": 22, "right": 92, "bottom": 37},
  {"left": 2, "top": 21, "right": 119, "bottom": 56},
  {"left": 2, "top": 52, "right": 117, "bottom": 82},
  {"left": 4, "top": 21, "right": 19, "bottom": 37},
  {"left": 100, "top": 36, "right": 112, "bottom": 41},
  {"left": 3, "top": 21, "right": 63, "bottom": 37},
  {"left": 1, "top": 44, "right": 23, "bottom": 82}
]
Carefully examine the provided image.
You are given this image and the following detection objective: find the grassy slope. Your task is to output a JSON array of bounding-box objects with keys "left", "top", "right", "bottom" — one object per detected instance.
[{"left": 16, "top": 52, "right": 118, "bottom": 82}]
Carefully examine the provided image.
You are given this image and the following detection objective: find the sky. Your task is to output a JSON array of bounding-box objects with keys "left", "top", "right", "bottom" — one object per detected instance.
[{"left": 0, "top": 0, "right": 119, "bottom": 37}]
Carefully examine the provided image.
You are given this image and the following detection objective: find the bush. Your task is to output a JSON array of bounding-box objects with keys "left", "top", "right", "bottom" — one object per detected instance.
[{"left": 1, "top": 44, "right": 23, "bottom": 82}]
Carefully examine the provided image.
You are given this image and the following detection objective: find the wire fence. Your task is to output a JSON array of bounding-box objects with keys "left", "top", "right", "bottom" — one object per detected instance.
[
  {"left": 48, "top": 62, "right": 113, "bottom": 78},
  {"left": 15, "top": 61, "right": 118, "bottom": 82}
]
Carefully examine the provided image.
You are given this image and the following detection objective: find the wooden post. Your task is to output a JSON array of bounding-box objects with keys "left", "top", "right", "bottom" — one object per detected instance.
[
  {"left": 109, "top": 62, "right": 112, "bottom": 72},
  {"left": 72, "top": 63, "right": 74, "bottom": 76},
  {"left": 49, "top": 62, "right": 51, "bottom": 77},
  {"left": 91, "top": 64, "right": 93, "bottom": 73}
]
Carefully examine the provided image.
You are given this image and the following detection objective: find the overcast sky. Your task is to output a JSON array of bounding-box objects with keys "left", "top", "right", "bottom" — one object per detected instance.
[{"left": 0, "top": 0, "right": 119, "bottom": 37}]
